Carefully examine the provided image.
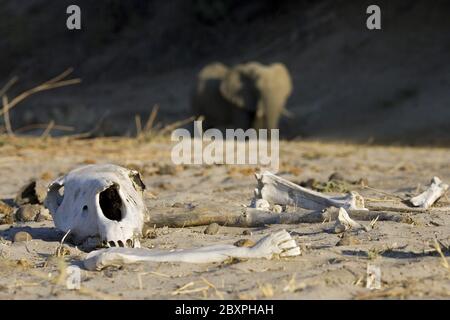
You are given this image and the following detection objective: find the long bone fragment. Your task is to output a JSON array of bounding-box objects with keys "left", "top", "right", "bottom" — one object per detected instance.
[
  {"left": 333, "top": 207, "right": 377, "bottom": 233},
  {"left": 410, "top": 177, "right": 448, "bottom": 209},
  {"left": 147, "top": 204, "right": 411, "bottom": 228},
  {"left": 84, "top": 229, "right": 300, "bottom": 271},
  {"left": 254, "top": 171, "right": 366, "bottom": 210}
]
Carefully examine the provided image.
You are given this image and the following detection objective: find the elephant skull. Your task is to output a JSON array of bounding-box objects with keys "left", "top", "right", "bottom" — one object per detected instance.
[{"left": 44, "top": 164, "right": 147, "bottom": 248}]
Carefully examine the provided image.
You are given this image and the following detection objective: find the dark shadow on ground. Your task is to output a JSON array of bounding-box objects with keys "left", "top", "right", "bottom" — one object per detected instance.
[{"left": 0, "top": 225, "right": 64, "bottom": 242}]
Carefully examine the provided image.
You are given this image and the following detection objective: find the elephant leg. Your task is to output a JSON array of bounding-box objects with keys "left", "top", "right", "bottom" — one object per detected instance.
[{"left": 265, "top": 108, "right": 281, "bottom": 130}]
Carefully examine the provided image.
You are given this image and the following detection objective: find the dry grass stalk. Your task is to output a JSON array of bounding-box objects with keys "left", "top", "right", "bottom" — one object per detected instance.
[
  {"left": 14, "top": 123, "right": 74, "bottom": 134},
  {"left": 157, "top": 116, "right": 196, "bottom": 136},
  {"left": 201, "top": 277, "right": 225, "bottom": 300},
  {"left": 41, "top": 120, "right": 55, "bottom": 138},
  {"left": 0, "top": 76, "right": 18, "bottom": 97},
  {"left": 143, "top": 104, "right": 159, "bottom": 132},
  {"left": 2, "top": 96, "right": 14, "bottom": 137},
  {"left": 135, "top": 114, "right": 142, "bottom": 138},
  {"left": 171, "top": 281, "right": 210, "bottom": 296},
  {"left": 433, "top": 238, "right": 449, "bottom": 270},
  {"left": 0, "top": 68, "right": 80, "bottom": 138},
  {"left": 55, "top": 229, "right": 71, "bottom": 257},
  {"left": 0, "top": 68, "right": 81, "bottom": 118}
]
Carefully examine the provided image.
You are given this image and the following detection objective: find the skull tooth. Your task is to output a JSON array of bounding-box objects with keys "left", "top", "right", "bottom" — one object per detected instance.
[{"left": 126, "top": 239, "right": 133, "bottom": 247}]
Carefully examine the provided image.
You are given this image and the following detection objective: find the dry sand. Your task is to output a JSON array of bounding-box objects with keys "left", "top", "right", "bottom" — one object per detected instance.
[{"left": 0, "top": 137, "right": 449, "bottom": 299}]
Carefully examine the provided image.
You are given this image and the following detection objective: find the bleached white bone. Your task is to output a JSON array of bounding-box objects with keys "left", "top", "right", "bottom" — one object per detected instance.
[
  {"left": 254, "top": 171, "right": 366, "bottom": 210},
  {"left": 254, "top": 199, "right": 270, "bottom": 211},
  {"left": 44, "top": 164, "right": 148, "bottom": 247},
  {"left": 410, "top": 177, "right": 448, "bottom": 209},
  {"left": 334, "top": 207, "right": 369, "bottom": 232},
  {"left": 84, "top": 230, "right": 300, "bottom": 271}
]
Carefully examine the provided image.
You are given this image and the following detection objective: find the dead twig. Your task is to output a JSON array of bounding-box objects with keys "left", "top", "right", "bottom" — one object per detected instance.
[
  {"left": 2, "top": 95, "right": 14, "bottom": 137},
  {"left": 157, "top": 116, "right": 196, "bottom": 136},
  {"left": 0, "top": 76, "right": 18, "bottom": 97},
  {"left": 0, "top": 68, "right": 81, "bottom": 118},
  {"left": 14, "top": 123, "right": 74, "bottom": 134},
  {"left": 40, "top": 120, "right": 55, "bottom": 138},
  {"left": 433, "top": 238, "right": 449, "bottom": 270},
  {"left": 135, "top": 114, "right": 142, "bottom": 138},
  {"left": 143, "top": 104, "right": 159, "bottom": 133}
]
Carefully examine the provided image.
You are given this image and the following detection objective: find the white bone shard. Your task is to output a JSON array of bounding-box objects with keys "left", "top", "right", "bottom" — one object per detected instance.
[
  {"left": 410, "top": 177, "right": 448, "bottom": 209},
  {"left": 84, "top": 229, "right": 300, "bottom": 271},
  {"left": 254, "top": 199, "right": 271, "bottom": 211},
  {"left": 44, "top": 164, "right": 148, "bottom": 247},
  {"left": 334, "top": 207, "right": 365, "bottom": 232},
  {"left": 255, "top": 171, "right": 366, "bottom": 210}
]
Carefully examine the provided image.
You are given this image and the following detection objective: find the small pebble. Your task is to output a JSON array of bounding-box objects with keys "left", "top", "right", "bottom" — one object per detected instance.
[
  {"left": 336, "top": 234, "right": 361, "bottom": 246},
  {"left": 329, "top": 172, "right": 345, "bottom": 182},
  {"left": 234, "top": 239, "right": 256, "bottom": 247},
  {"left": 15, "top": 204, "right": 43, "bottom": 222},
  {"left": 204, "top": 223, "right": 220, "bottom": 235},
  {"left": 242, "top": 230, "right": 252, "bottom": 236},
  {"left": 13, "top": 231, "right": 33, "bottom": 242}
]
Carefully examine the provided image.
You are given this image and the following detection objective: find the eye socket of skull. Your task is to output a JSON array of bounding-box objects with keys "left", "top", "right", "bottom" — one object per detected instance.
[{"left": 99, "top": 183, "right": 123, "bottom": 221}]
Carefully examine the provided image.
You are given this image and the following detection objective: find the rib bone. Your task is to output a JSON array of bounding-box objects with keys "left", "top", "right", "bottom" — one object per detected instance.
[
  {"left": 410, "top": 177, "right": 448, "bottom": 209},
  {"left": 255, "top": 171, "right": 366, "bottom": 211},
  {"left": 84, "top": 229, "right": 300, "bottom": 271}
]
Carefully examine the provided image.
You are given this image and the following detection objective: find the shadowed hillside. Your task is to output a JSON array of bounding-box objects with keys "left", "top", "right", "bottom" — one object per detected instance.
[{"left": 1, "top": 0, "right": 449, "bottom": 144}]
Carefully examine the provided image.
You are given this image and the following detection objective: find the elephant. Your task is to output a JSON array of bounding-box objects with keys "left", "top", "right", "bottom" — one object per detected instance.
[{"left": 191, "top": 61, "right": 293, "bottom": 131}]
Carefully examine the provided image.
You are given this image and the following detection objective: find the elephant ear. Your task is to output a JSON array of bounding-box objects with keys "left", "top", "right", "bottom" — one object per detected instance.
[{"left": 219, "top": 67, "right": 259, "bottom": 111}]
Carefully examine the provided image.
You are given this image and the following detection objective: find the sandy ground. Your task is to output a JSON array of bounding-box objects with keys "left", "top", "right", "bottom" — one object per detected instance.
[{"left": 0, "top": 136, "right": 449, "bottom": 299}]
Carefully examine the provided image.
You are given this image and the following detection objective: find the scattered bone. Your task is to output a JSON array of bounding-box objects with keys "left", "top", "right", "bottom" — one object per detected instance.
[
  {"left": 148, "top": 203, "right": 409, "bottom": 228},
  {"left": 335, "top": 207, "right": 364, "bottom": 231},
  {"left": 272, "top": 205, "right": 283, "bottom": 213},
  {"left": 410, "top": 177, "right": 448, "bottom": 209},
  {"left": 254, "top": 199, "right": 270, "bottom": 211},
  {"left": 255, "top": 171, "right": 366, "bottom": 211},
  {"left": 15, "top": 179, "right": 48, "bottom": 205},
  {"left": 204, "top": 223, "right": 220, "bottom": 235},
  {"left": 83, "top": 230, "right": 300, "bottom": 271},
  {"left": 44, "top": 164, "right": 147, "bottom": 247},
  {"left": 333, "top": 208, "right": 372, "bottom": 233},
  {"left": 13, "top": 231, "right": 32, "bottom": 242}
]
